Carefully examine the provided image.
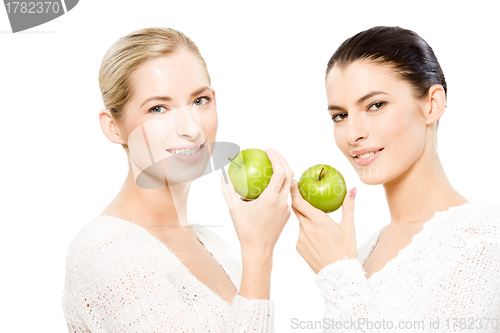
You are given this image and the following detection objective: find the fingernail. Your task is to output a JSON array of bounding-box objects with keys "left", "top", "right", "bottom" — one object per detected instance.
[
  {"left": 350, "top": 187, "right": 357, "bottom": 198},
  {"left": 267, "top": 147, "right": 274, "bottom": 153}
]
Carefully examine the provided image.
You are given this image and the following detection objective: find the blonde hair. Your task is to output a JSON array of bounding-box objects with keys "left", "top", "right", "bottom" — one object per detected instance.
[{"left": 98, "top": 27, "right": 210, "bottom": 125}]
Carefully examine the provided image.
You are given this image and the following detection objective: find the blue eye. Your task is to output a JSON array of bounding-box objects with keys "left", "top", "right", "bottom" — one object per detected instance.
[
  {"left": 148, "top": 95, "right": 213, "bottom": 114},
  {"left": 193, "top": 95, "right": 212, "bottom": 107},
  {"left": 148, "top": 105, "right": 167, "bottom": 114}
]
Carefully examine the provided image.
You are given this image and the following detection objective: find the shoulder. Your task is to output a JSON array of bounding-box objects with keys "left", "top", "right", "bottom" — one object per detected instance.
[
  {"left": 439, "top": 203, "right": 500, "bottom": 247},
  {"left": 64, "top": 215, "right": 185, "bottom": 296},
  {"left": 432, "top": 203, "right": 500, "bottom": 256},
  {"left": 67, "top": 214, "right": 150, "bottom": 253},
  {"left": 64, "top": 215, "right": 168, "bottom": 275}
]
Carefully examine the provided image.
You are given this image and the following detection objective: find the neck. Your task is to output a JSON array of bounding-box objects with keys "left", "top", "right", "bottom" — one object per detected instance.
[
  {"left": 383, "top": 134, "right": 468, "bottom": 227},
  {"left": 106, "top": 168, "right": 191, "bottom": 229}
]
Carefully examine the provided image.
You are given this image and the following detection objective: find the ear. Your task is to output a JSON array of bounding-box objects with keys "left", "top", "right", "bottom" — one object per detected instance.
[
  {"left": 99, "top": 109, "right": 127, "bottom": 145},
  {"left": 212, "top": 89, "right": 217, "bottom": 106},
  {"left": 424, "top": 84, "right": 446, "bottom": 126}
]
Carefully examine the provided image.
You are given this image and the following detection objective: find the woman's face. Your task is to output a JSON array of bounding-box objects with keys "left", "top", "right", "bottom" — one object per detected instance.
[
  {"left": 325, "top": 59, "right": 428, "bottom": 185},
  {"left": 119, "top": 50, "right": 218, "bottom": 188}
]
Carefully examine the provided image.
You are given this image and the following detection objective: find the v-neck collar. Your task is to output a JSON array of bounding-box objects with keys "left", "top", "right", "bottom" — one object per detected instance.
[
  {"left": 99, "top": 214, "right": 239, "bottom": 305},
  {"left": 361, "top": 202, "right": 473, "bottom": 282}
]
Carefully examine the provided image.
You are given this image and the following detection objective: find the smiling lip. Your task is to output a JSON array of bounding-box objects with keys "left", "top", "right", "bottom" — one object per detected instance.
[
  {"left": 166, "top": 140, "right": 206, "bottom": 151},
  {"left": 166, "top": 143, "right": 206, "bottom": 164},
  {"left": 353, "top": 148, "right": 384, "bottom": 166},
  {"left": 350, "top": 147, "right": 384, "bottom": 157}
]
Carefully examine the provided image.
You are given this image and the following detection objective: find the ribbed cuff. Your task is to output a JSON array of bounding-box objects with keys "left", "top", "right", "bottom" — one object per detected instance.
[{"left": 227, "top": 294, "right": 274, "bottom": 332}]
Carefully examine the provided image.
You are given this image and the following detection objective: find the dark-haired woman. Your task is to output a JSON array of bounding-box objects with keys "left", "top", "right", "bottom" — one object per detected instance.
[{"left": 290, "top": 26, "right": 500, "bottom": 332}]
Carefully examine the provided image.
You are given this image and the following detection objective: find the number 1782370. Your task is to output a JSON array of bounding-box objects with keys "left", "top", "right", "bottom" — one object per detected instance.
[{"left": 5, "top": 2, "right": 61, "bottom": 14}]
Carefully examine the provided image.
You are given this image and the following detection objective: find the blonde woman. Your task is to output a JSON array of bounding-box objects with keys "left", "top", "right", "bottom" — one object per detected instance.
[
  {"left": 291, "top": 26, "right": 500, "bottom": 332},
  {"left": 62, "top": 27, "right": 292, "bottom": 332}
]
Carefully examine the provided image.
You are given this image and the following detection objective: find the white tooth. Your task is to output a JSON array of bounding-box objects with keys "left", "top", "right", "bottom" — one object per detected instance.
[
  {"left": 168, "top": 143, "right": 203, "bottom": 155},
  {"left": 358, "top": 151, "right": 375, "bottom": 159}
]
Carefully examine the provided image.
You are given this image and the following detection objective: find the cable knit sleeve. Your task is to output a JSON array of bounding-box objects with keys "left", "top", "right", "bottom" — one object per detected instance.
[{"left": 315, "top": 258, "right": 382, "bottom": 332}]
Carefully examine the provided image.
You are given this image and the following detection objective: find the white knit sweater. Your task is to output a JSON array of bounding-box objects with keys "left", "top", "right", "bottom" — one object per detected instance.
[
  {"left": 315, "top": 202, "right": 500, "bottom": 332},
  {"left": 62, "top": 214, "right": 274, "bottom": 332}
]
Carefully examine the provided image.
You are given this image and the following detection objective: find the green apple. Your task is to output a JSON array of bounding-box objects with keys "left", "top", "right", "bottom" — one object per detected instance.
[
  {"left": 298, "top": 164, "right": 346, "bottom": 213},
  {"left": 227, "top": 148, "right": 273, "bottom": 200}
]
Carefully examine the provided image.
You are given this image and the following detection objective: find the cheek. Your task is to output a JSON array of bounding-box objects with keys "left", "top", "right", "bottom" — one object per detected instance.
[
  {"left": 333, "top": 126, "right": 349, "bottom": 155},
  {"left": 379, "top": 104, "right": 426, "bottom": 158},
  {"left": 126, "top": 120, "right": 160, "bottom": 170},
  {"left": 200, "top": 109, "right": 218, "bottom": 142},
  {"left": 140, "top": 116, "right": 176, "bottom": 162}
]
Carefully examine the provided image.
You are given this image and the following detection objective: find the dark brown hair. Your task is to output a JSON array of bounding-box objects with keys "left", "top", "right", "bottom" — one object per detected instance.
[{"left": 326, "top": 26, "right": 446, "bottom": 129}]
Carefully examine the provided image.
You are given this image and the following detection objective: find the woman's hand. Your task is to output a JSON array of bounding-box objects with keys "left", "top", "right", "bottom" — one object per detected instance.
[
  {"left": 220, "top": 148, "right": 292, "bottom": 300},
  {"left": 221, "top": 148, "right": 293, "bottom": 257},
  {"left": 290, "top": 180, "right": 358, "bottom": 274}
]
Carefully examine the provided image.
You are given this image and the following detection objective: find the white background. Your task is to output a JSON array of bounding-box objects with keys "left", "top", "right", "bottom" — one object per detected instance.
[{"left": 1, "top": 0, "right": 499, "bottom": 331}]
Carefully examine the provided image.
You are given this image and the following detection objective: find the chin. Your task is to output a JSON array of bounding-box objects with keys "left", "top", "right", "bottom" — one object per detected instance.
[
  {"left": 355, "top": 165, "right": 386, "bottom": 185},
  {"left": 359, "top": 175, "right": 384, "bottom": 186}
]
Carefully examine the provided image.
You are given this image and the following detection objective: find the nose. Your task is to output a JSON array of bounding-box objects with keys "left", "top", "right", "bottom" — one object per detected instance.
[
  {"left": 345, "top": 114, "right": 368, "bottom": 145},
  {"left": 176, "top": 107, "right": 202, "bottom": 139}
]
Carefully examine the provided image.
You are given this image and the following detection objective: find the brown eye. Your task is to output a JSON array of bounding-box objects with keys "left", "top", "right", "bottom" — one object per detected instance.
[
  {"left": 368, "top": 101, "right": 386, "bottom": 111},
  {"left": 332, "top": 113, "right": 347, "bottom": 123}
]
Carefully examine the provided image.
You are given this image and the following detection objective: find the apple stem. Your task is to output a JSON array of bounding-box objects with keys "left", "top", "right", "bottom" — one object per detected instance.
[
  {"left": 228, "top": 157, "right": 242, "bottom": 168},
  {"left": 319, "top": 166, "right": 325, "bottom": 180}
]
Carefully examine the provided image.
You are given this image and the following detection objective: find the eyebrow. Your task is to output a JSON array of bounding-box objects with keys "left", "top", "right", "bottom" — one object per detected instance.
[
  {"left": 140, "top": 86, "right": 211, "bottom": 108},
  {"left": 328, "top": 91, "right": 389, "bottom": 112}
]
